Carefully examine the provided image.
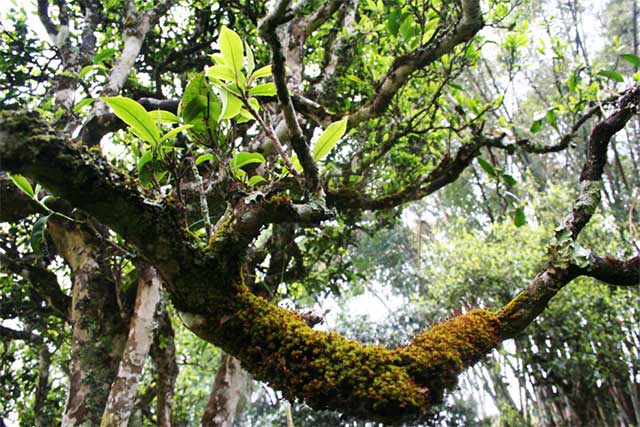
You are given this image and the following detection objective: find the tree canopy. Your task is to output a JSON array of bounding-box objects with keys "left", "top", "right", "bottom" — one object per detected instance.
[{"left": 0, "top": 0, "right": 639, "bottom": 425}]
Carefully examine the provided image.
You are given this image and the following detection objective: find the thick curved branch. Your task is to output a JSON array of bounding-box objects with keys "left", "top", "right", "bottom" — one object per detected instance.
[
  {"left": 348, "top": 0, "right": 484, "bottom": 127},
  {"left": 1, "top": 109, "right": 501, "bottom": 423},
  {"left": 497, "top": 84, "right": 640, "bottom": 338},
  {"left": 2, "top": 86, "right": 636, "bottom": 422}
]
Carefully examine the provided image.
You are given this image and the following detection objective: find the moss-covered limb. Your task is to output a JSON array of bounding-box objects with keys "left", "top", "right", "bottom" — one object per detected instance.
[
  {"left": 181, "top": 283, "right": 501, "bottom": 424},
  {"left": 496, "top": 269, "right": 577, "bottom": 339},
  {"left": 0, "top": 111, "right": 226, "bottom": 299}
]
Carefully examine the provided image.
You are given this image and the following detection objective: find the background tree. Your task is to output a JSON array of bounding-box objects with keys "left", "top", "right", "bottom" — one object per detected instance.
[{"left": 0, "top": 0, "right": 638, "bottom": 426}]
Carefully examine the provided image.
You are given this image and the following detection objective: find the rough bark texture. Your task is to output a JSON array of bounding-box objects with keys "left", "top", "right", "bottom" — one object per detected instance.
[
  {"left": 47, "top": 221, "right": 127, "bottom": 427},
  {"left": 201, "top": 352, "right": 248, "bottom": 427},
  {"left": 100, "top": 266, "right": 162, "bottom": 427},
  {"left": 1, "top": 74, "right": 639, "bottom": 426},
  {"left": 152, "top": 310, "right": 178, "bottom": 427}
]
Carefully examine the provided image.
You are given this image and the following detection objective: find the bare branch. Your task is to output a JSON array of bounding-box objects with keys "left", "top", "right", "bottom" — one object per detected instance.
[
  {"left": 327, "top": 133, "right": 499, "bottom": 211},
  {"left": 0, "top": 325, "right": 43, "bottom": 343},
  {"left": 259, "top": 0, "right": 321, "bottom": 193},
  {"left": 497, "top": 84, "right": 640, "bottom": 338},
  {"left": 37, "top": 0, "right": 61, "bottom": 46},
  {"left": 579, "top": 254, "right": 640, "bottom": 286},
  {"left": 0, "top": 252, "right": 71, "bottom": 321}
]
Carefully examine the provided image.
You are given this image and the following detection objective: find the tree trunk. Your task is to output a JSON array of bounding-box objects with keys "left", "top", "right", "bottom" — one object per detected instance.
[
  {"left": 49, "top": 221, "right": 127, "bottom": 427},
  {"left": 100, "top": 265, "right": 162, "bottom": 427},
  {"left": 201, "top": 352, "right": 248, "bottom": 427},
  {"left": 152, "top": 309, "right": 179, "bottom": 427},
  {"left": 34, "top": 346, "right": 51, "bottom": 427}
]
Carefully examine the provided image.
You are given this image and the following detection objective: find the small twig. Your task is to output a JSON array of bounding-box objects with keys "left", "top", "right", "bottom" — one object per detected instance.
[
  {"left": 242, "top": 97, "right": 303, "bottom": 183},
  {"left": 188, "top": 158, "right": 213, "bottom": 238}
]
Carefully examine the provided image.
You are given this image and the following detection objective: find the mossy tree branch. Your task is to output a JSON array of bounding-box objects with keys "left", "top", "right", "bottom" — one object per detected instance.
[{"left": 1, "top": 90, "right": 638, "bottom": 422}]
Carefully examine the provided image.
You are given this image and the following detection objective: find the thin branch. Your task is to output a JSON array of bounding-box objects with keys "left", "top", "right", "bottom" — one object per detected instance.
[
  {"left": 348, "top": 0, "right": 484, "bottom": 127},
  {"left": 0, "top": 325, "right": 43, "bottom": 343},
  {"left": 0, "top": 252, "right": 72, "bottom": 321},
  {"left": 259, "top": 0, "right": 321, "bottom": 192}
]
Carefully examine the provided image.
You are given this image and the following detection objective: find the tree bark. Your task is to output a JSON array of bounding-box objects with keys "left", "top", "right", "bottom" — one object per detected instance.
[
  {"left": 152, "top": 309, "right": 178, "bottom": 427},
  {"left": 201, "top": 352, "right": 248, "bottom": 427},
  {"left": 48, "top": 221, "right": 127, "bottom": 427},
  {"left": 101, "top": 265, "right": 162, "bottom": 427}
]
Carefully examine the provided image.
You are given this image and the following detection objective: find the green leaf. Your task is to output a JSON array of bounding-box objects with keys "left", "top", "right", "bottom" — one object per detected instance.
[
  {"left": 546, "top": 109, "right": 557, "bottom": 128},
  {"left": 93, "top": 48, "right": 118, "bottom": 64},
  {"left": 247, "top": 175, "right": 267, "bottom": 187},
  {"left": 231, "top": 151, "right": 265, "bottom": 172},
  {"left": 31, "top": 214, "right": 51, "bottom": 254},
  {"left": 514, "top": 207, "right": 526, "bottom": 227},
  {"left": 181, "top": 95, "right": 207, "bottom": 124},
  {"left": 101, "top": 96, "right": 160, "bottom": 145},
  {"left": 207, "top": 65, "right": 239, "bottom": 82},
  {"left": 9, "top": 174, "right": 35, "bottom": 198},
  {"left": 502, "top": 174, "right": 517, "bottom": 187},
  {"left": 621, "top": 53, "right": 640, "bottom": 68},
  {"left": 250, "top": 65, "right": 272, "bottom": 80},
  {"left": 73, "top": 97, "right": 94, "bottom": 112},
  {"left": 137, "top": 150, "right": 153, "bottom": 173},
  {"left": 399, "top": 15, "right": 415, "bottom": 41},
  {"left": 196, "top": 153, "right": 215, "bottom": 165},
  {"left": 79, "top": 65, "right": 95, "bottom": 79},
  {"left": 245, "top": 40, "right": 255, "bottom": 76},
  {"left": 249, "top": 82, "right": 277, "bottom": 97},
  {"left": 530, "top": 117, "right": 545, "bottom": 134},
  {"left": 148, "top": 110, "right": 179, "bottom": 124},
  {"left": 312, "top": 118, "right": 348, "bottom": 161},
  {"left": 178, "top": 73, "right": 222, "bottom": 143},
  {"left": 210, "top": 54, "right": 225, "bottom": 65},
  {"left": 597, "top": 69, "right": 624, "bottom": 83},
  {"left": 289, "top": 154, "right": 303, "bottom": 173},
  {"left": 219, "top": 26, "right": 244, "bottom": 80},
  {"left": 568, "top": 69, "right": 580, "bottom": 92},
  {"left": 387, "top": 8, "right": 401, "bottom": 36},
  {"left": 160, "top": 124, "right": 193, "bottom": 143},
  {"left": 476, "top": 157, "right": 497, "bottom": 177},
  {"left": 219, "top": 89, "right": 243, "bottom": 121}
]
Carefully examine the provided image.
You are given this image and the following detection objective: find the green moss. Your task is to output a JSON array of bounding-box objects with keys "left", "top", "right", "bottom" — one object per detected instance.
[
  {"left": 209, "top": 282, "right": 502, "bottom": 424},
  {"left": 497, "top": 289, "right": 529, "bottom": 321}
]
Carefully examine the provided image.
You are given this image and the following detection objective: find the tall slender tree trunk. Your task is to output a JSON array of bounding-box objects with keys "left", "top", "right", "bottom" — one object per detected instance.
[
  {"left": 201, "top": 352, "right": 248, "bottom": 427},
  {"left": 101, "top": 265, "right": 162, "bottom": 427},
  {"left": 152, "top": 310, "right": 179, "bottom": 427},
  {"left": 49, "top": 221, "right": 127, "bottom": 426}
]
